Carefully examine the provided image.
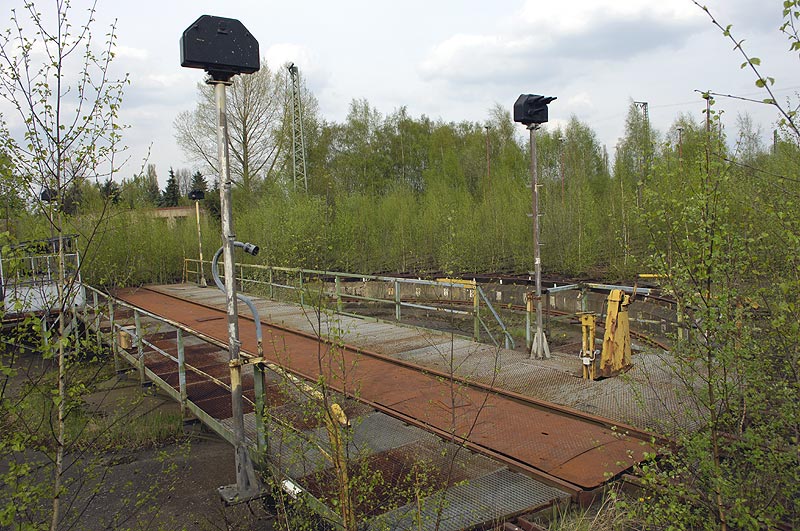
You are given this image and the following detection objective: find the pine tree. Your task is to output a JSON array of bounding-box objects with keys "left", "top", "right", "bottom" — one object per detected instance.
[
  {"left": 190, "top": 171, "right": 207, "bottom": 193},
  {"left": 161, "top": 167, "right": 180, "bottom": 207}
]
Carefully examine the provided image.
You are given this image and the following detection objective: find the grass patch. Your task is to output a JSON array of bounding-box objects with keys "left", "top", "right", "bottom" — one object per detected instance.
[
  {"left": 3, "top": 347, "right": 187, "bottom": 452},
  {"left": 546, "top": 492, "right": 636, "bottom": 531},
  {"left": 79, "top": 408, "right": 186, "bottom": 451}
]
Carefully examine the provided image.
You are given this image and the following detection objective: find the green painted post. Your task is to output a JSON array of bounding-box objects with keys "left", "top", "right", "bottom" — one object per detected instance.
[
  {"left": 253, "top": 363, "right": 267, "bottom": 452},
  {"left": 177, "top": 328, "right": 187, "bottom": 418},
  {"left": 109, "top": 300, "right": 120, "bottom": 374},
  {"left": 134, "top": 310, "right": 145, "bottom": 385}
]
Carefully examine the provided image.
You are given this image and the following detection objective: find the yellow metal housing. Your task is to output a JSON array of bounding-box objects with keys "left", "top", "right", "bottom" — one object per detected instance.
[{"left": 578, "top": 289, "right": 633, "bottom": 380}]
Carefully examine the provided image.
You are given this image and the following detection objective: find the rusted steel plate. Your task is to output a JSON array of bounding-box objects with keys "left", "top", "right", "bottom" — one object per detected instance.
[{"left": 113, "top": 286, "right": 653, "bottom": 491}]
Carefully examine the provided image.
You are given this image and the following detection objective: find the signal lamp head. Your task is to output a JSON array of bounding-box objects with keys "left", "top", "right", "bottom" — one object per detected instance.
[
  {"left": 180, "top": 15, "right": 259, "bottom": 82},
  {"left": 513, "top": 94, "right": 557, "bottom": 125}
]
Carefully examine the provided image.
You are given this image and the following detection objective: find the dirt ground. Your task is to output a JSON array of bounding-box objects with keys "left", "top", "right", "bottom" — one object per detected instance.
[
  {"left": 80, "top": 376, "right": 276, "bottom": 531},
  {"left": 2, "top": 350, "right": 276, "bottom": 531}
]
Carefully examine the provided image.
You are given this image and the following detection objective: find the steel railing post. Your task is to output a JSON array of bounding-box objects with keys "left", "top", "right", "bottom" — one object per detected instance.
[
  {"left": 134, "top": 310, "right": 145, "bottom": 385},
  {"left": 395, "top": 280, "right": 401, "bottom": 321},
  {"left": 269, "top": 267, "right": 274, "bottom": 299},
  {"left": 177, "top": 328, "right": 187, "bottom": 418},
  {"left": 254, "top": 362, "right": 267, "bottom": 452},
  {"left": 473, "top": 283, "right": 480, "bottom": 342},
  {"left": 299, "top": 271, "right": 305, "bottom": 306},
  {"left": 109, "top": 299, "right": 120, "bottom": 373},
  {"left": 335, "top": 275, "right": 343, "bottom": 313},
  {"left": 526, "top": 292, "right": 532, "bottom": 350},
  {"left": 93, "top": 291, "right": 101, "bottom": 346},
  {"left": 545, "top": 291, "right": 551, "bottom": 337}
]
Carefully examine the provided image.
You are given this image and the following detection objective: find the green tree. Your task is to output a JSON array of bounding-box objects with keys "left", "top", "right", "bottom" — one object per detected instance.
[
  {"left": 119, "top": 164, "right": 160, "bottom": 209},
  {"left": 0, "top": 149, "right": 25, "bottom": 233},
  {"left": 0, "top": 1, "right": 128, "bottom": 529},
  {"left": 98, "top": 178, "right": 121, "bottom": 205},
  {"left": 190, "top": 170, "right": 207, "bottom": 194},
  {"left": 161, "top": 167, "right": 180, "bottom": 207},
  {"left": 620, "top": 5, "right": 800, "bottom": 528},
  {"left": 174, "top": 59, "right": 286, "bottom": 195}
]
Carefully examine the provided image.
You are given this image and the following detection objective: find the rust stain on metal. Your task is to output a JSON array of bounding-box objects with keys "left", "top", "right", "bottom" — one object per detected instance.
[{"left": 113, "top": 286, "right": 654, "bottom": 491}]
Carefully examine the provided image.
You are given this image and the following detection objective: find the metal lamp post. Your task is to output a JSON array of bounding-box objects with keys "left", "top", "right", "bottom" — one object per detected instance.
[
  {"left": 181, "top": 14, "right": 261, "bottom": 503},
  {"left": 514, "top": 94, "right": 556, "bottom": 360}
]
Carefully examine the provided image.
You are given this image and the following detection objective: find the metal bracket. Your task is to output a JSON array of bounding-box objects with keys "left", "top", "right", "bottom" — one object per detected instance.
[{"left": 229, "top": 357, "right": 266, "bottom": 368}]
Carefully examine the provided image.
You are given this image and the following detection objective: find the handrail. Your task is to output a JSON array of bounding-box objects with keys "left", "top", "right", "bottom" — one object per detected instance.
[
  {"left": 183, "top": 258, "right": 515, "bottom": 350},
  {"left": 477, "top": 286, "right": 515, "bottom": 350},
  {"left": 83, "top": 284, "right": 237, "bottom": 357}
]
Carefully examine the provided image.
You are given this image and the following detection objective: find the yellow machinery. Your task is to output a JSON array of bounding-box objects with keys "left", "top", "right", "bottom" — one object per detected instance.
[{"left": 579, "top": 289, "right": 633, "bottom": 380}]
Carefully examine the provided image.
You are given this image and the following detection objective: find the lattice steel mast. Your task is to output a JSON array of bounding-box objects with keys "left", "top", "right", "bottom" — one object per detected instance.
[{"left": 288, "top": 63, "right": 308, "bottom": 192}]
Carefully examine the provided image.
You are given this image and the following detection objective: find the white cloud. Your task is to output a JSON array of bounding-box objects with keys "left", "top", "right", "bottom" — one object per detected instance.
[
  {"left": 264, "top": 42, "right": 331, "bottom": 93},
  {"left": 567, "top": 92, "right": 594, "bottom": 110},
  {"left": 116, "top": 46, "right": 148, "bottom": 60},
  {"left": 265, "top": 43, "right": 311, "bottom": 71},
  {"left": 419, "top": 0, "right": 705, "bottom": 85}
]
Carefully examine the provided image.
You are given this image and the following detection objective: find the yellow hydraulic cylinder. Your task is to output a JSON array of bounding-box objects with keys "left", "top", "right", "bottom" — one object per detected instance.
[
  {"left": 578, "top": 289, "right": 633, "bottom": 380},
  {"left": 598, "top": 289, "right": 632, "bottom": 378}
]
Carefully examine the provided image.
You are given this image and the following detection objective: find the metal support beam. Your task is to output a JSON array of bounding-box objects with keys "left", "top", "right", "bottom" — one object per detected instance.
[
  {"left": 195, "top": 199, "right": 207, "bottom": 287},
  {"left": 473, "top": 284, "right": 480, "bottom": 342}
]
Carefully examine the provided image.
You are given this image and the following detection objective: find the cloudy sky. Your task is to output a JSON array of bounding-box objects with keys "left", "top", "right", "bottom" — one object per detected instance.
[{"left": 3, "top": 0, "right": 798, "bottom": 186}]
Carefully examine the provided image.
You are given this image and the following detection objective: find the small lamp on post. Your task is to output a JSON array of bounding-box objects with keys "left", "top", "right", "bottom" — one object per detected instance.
[
  {"left": 514, "top": 93, "right": 556, "bottom": 360},
  {"left": 181, "top": 14, "right": 261, "bottom": 503},
  {"left": 188, "top": 189, "right": 207, "bottom": 287}
]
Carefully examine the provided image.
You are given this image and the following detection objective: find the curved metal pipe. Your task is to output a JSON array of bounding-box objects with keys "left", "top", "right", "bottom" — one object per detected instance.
[{"left": 212, "top": 244, "right": 262, "bottom": 348}]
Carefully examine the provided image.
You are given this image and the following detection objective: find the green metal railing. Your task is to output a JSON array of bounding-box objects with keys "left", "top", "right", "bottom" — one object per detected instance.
[
  {"left": 184, "top": 259, "right": 515, "bottom": 350},
  {"left": 80, "top": 284, "right": 335, "bottom": 520}
]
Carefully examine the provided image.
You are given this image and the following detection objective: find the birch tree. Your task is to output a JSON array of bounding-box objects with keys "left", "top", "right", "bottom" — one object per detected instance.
[
  {"left": 0, "top": 1, "right": 127, "bottom": 529},
  {"left": 174, "top": 59, "right": 285, "bottom": 195}
]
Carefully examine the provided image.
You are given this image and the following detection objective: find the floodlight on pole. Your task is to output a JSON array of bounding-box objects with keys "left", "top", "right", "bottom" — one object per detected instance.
[
  {"left": 181, "top": 14, "right": 261, "bottom": 504},
  {"left": 514, "top": 94, "right": 556, "bottom": 360}
]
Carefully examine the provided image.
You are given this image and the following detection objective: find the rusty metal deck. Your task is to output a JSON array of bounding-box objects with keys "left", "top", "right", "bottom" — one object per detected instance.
[{"left": 111, "top": 285, "right": 654, "bottom": 494}]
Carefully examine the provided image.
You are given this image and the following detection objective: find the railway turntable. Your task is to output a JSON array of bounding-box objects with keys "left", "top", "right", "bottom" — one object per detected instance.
[{"left": 96, "top": 283, "right": 661, "bottom": 529}]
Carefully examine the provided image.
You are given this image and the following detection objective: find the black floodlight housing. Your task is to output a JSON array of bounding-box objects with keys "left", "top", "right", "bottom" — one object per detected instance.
[
  {"left": 188, "top": 189, "right": 205, "bottom": 201},
  {"left": 40, "top": 188, "right": 56, "bottom": 202},
  {"left": 514, "top": 94, "right": 557, "bottom": 125},
  {"left": 180, "top": 15, "right": 259, "bottom": 81},
  {"left": 240, "top": 242, "right": 259, "bottom": 256}
]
